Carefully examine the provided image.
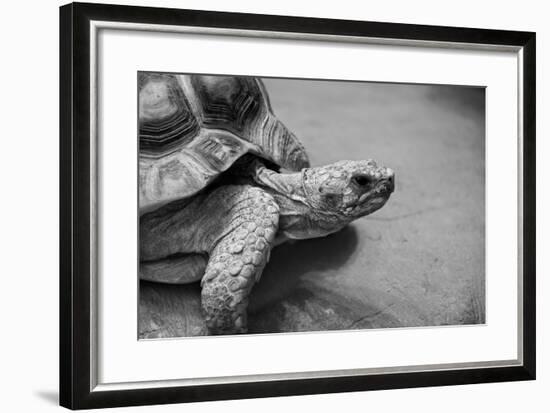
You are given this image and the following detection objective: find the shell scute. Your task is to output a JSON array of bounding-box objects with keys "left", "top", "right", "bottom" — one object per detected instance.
[
  {"left": 139, "top": 73, "right": 199, "bottom": 156},
  {"left": 191, "top": 75, "right": 263, "bottom": 135},
  {"left": 138, "top": 72, "right": 310, "bottom": 213}
]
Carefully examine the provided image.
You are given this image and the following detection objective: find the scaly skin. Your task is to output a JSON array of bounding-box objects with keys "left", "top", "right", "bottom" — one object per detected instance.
[
  {"left": 140, "top": 159, "right": 395, "bottom": 334},
  {"left": 200, "top": 187, "right": 279, "bottom": 333},
  {"left": 141, "top": 185, "right": 279, "bottom": 334}
]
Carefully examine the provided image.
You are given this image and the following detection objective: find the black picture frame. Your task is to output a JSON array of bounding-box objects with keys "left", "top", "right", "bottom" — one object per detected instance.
[{"left": 60, "top": 2, "right": 536, "bottom": 409}]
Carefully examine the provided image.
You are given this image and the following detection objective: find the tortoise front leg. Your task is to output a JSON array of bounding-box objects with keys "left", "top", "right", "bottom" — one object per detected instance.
[
  {"left": 200, "top": 186, "right": 279, "bottom": 334},
  {"left": 140, "top": 254, "right": 208, "bottom": 284}
]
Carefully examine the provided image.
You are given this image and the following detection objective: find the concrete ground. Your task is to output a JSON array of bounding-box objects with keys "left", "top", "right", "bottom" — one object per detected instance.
[{"left": 139, "top": 78, "right": 485, "bottom": 338}]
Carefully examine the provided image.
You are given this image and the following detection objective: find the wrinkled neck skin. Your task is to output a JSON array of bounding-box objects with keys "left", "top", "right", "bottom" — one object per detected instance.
[{"left": 249, "top": 165, "right": 350, "bottom": 240}]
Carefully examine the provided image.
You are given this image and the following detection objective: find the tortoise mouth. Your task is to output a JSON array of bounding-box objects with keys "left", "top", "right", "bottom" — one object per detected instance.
[
  {"left": 345, "top": 180, "right": 394, "bottom": 217},
  {"left": 355, "top": 178, "right": 393, "bottom": 202}
]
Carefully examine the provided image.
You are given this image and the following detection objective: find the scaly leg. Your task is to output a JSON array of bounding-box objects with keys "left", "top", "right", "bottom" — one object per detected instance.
[
  {"left": 200, "top": 186, "right": 279, "bottom": 334},
  {"left": 140, "top": 184, "right": 279, "bottom": 334}
]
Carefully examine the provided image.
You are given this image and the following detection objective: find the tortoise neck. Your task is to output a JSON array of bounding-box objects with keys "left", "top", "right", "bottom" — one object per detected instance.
[
  {"left": 251, "top": 166, "right": 346, "bottom": 239},
  {"left": 251, "top": 165, "right": 307, "bottom": 204}
]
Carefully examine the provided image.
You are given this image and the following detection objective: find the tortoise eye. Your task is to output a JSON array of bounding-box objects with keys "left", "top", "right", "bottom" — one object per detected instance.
[{"left": 352, "top": 175, "right": 371, "bottom": 187}]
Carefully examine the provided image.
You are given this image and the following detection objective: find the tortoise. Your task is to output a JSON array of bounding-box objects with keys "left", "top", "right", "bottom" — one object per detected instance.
[{"left": 138, "top": 73, "right": 395, "bottom": 335}]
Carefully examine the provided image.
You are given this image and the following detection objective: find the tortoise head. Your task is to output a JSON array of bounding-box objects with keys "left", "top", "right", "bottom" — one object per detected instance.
[{"left": 302, "top": 160, "right": 395, "bottom": 220}]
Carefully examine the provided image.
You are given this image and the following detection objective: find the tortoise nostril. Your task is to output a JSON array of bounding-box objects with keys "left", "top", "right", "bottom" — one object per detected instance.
[
  {"left": 387, "top": 175, "right": 395, "bottom": 192},
  {"left": 385, "top": 168, "right": 395, "bottom": 189}
]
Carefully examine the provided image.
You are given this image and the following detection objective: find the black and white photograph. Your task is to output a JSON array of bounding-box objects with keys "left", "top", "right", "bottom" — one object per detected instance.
[
  {"left": 138, "top": 73, "right": 485, "bottom": 338},
  {"left": 0, "top": 0, "right": 544, "bottom": 411},
  {"left": 57, "top": 0, "right": 538, "bottom": 410}
]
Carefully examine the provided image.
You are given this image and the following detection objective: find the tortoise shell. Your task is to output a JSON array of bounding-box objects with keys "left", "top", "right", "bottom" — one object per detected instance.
[{"left": 138, "top": 73, "right": 310, "bottom": 213}]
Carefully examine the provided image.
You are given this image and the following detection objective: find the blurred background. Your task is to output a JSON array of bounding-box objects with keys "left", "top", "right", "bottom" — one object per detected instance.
[{"left": 139, "top": 77, "right": 485, "bottom": 337}]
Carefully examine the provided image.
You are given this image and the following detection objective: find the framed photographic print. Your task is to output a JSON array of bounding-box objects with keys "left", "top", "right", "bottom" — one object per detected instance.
[{"left": 59, "top": 2, "right": 536, "bottom": 409}]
